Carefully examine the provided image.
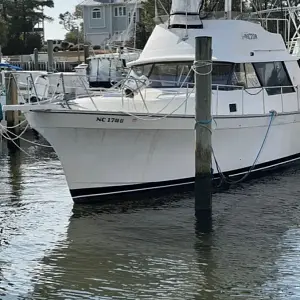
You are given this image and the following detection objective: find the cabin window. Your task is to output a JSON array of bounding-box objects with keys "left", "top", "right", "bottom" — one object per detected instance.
[
  {"left": 92, "top": 8, "right": 101, "bottom": 19},
  {"left": 133, "top": 62, "right": 234, "bottom": 88},
  {"left": 149, "top": 63, "right": 193, "bottom": 88},
  {"left": 132, "top": 63, "right": 193, "bottom": 88},
  {"left": 231, "top": 63, "right": 246, "bottom": 87},
  {"left": 245, "top": 63, "right": 261, "bottom": 88},
  {"left": 231, "top": 63, "right": 261, "bottom": 88},
  {"left": 132, "top": 61, "right": 268, "bottom": 90},
  {"left": 253, "top": 61, "right": 294, "bottom": 95},
  {"left": 132, "top": 64, "right": 152, "bottom": 77},
  {"left": 211, "top": 62, "right": 233, "bottom": 86}
]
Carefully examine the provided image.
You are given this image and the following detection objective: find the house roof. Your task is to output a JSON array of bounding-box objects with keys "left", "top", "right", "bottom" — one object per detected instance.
[{"left": 79, "top": 0, "right": 143, "bottom": 6}]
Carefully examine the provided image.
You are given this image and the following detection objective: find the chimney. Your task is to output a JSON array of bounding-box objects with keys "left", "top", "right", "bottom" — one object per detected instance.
[{"left": 169, "top": 0, "right": 203, "bottom": 29}]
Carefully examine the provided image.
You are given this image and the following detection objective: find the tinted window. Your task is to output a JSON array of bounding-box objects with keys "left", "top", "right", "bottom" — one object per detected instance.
[
  {"left": 231, "top": 63, "right": 261, "bottom": 88},
  {"left": 149, "top": 63, "right": 193, "bottom": 87},
  {"left": 131, "top": 61, "right": 237, "bottom": 89},
  {"left": 253, "top": 62, "right": 294, "bottom": 95},
  {"left": 245, "top": 63, "right": 261, "bottom": 88},
  {"left": 212, "top": 62, "right": 233, "bottom": 85},
  {"left": 231, "top": 63, "right": 246, "bottom": 87},
  {"left": 132, "top": 64, "right": 152, "bottom": 77}
]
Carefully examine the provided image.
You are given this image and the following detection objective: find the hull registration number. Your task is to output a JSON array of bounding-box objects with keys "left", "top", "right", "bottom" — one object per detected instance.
[{"left": 96, "top": 117, "right": 124, "bottom": 123}]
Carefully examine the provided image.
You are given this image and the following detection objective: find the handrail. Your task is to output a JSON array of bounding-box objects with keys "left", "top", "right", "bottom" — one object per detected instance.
[{"left": 7, "top": 70, "right": 300, "bottom": 117}]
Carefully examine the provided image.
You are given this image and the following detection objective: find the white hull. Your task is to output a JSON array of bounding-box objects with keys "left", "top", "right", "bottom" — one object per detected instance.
[
  {"left": 25, "top": 110, "right": 300, "bottom": 201},
  {"left": 4, "top": 18, "right": 300, "bottom": 203}
]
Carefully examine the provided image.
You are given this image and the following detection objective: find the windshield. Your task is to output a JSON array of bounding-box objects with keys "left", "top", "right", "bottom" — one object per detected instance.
[
  {"left": 132, "top": 62, "right": 194, "bottom": 88},
  {"left": 131, "top": 62, "right": 234, "bottom": 88}
]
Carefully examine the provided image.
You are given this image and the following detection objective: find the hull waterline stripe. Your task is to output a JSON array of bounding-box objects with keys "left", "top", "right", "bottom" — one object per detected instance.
[
  {"left": 72, "top": 180, "right": 195, "bottom": 199},
  {"left": 70, "top": 153, "right": 300, "bottom": 199}
]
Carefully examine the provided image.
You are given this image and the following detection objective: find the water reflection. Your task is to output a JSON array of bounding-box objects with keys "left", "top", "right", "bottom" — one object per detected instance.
[
  {"left": 31, "top": 196, "right": 202, "bottom": 299},
  {"left": 0, "top": 138, "right": 71, "bottom": 299},
  {"left": 0, "top": 136, "right": 300, "bottom": 299},
  {"left": 30, "top": 170, "right": 300, "bottom": 300},
  {"left": 8, "top": 150, "right": 23, "bottom": 201}
]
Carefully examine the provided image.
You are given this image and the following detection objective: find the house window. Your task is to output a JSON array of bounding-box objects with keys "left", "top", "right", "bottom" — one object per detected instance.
[
  {"left": 253, "top": 61, "right": 294, "bottom": 95},
  {"left": 92, "top": 8, "right": 101, "bottom": 19},
  {"left": 128, "top": 11, "right": 136, "bottom": 23},
  {"left": 114, "top": 6, "right": 126, "bottom": 17}
]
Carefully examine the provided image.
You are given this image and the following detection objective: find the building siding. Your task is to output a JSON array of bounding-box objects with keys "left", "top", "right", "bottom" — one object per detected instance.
[{"left": 81, "top": 1, "right": 141, "bottom": 46}]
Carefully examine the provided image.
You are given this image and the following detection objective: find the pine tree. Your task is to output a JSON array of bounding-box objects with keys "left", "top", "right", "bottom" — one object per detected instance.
[{"left": 1, "top": 0, "right": 54, "bottom": 54}]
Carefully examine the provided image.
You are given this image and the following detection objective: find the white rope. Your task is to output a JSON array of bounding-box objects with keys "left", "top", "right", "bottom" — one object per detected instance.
[
  {"left": 192, "top": 60, "right": 213, "bottom": 76},
  {"left": 4, "top": 118, "right": 28, "bottom": 129},
  {"left": 0, "top": 123, "right": 29, "bottom": 141},
  {"left": 0, "top": 124, "right": 53, "bottom": 148},
  {"left": 1, "top": 130, "right": 32, "bottom": 157}
]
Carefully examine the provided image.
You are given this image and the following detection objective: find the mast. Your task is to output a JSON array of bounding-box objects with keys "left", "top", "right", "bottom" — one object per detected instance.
[{"left": 169, "top": 0, "right": 203, "bottom": 29}]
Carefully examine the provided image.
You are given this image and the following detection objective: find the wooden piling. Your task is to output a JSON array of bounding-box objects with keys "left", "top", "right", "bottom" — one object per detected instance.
[
  {"left": 84, "top": 45, "right": 90, "bottom": 64},
  {"left": 5, "top": 71, "right": 20, "bottom": 149},
  {"left": 33, "top": 48, "right": 39, "bottom": 71},
  {"left": 5, "top": 72, "right": 19, "bottom": 127},
  {"left": 47, "top": 40, "right": 54, "bottom": 72},
  {"left": 194, "top": 36, "right": 213, "bottom": 230}
]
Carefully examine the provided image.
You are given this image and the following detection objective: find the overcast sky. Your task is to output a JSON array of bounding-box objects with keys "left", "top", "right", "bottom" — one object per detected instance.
[{"left": 43, "top": 0, "right": 83, "bottom": 40}]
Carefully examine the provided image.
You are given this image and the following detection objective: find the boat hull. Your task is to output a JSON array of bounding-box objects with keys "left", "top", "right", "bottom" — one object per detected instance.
[{"left": 25, "top": 110, "right": 300, "bottom": 203}]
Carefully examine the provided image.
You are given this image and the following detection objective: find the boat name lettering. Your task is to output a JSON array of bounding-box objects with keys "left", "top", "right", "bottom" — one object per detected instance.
[
  {"left": 96, "top": 117, "right": 124, "bottom": 123},
  {"left": 242, "top": 33, "right": 258, "bottom": 40}
]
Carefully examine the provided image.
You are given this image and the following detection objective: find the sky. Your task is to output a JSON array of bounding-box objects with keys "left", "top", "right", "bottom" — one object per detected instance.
[{"left": 43, "top": 0, "right": 82, "bottom": 40}]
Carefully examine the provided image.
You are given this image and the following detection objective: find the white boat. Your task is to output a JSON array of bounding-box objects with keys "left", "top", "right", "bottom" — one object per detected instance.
[
  {"left": 87, "top": 48, "right": 141, "bottom": 88},
  {"left": 87, "top": 0, "right": 142, "bottom": 88},
  {"left": 4, "top": 0, "right": 300, "bottom": 203}
]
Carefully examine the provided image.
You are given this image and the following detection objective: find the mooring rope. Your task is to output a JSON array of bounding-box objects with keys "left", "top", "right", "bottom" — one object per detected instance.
[
  {"left": 0, "top": 124, "right": 53, "bottom": 149},
  {"left": 212, "top": 110, "right": 277, "bottom": 185}
]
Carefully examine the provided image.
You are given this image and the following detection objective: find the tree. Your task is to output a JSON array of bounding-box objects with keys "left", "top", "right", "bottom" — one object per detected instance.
[
  {"left": 64, "top": 24, "right": 84, "bottom": 44},
  {"left": 59, "top": 7, "right": 84, "bottom": 44},
  {"left": 1, "top": 0, "right": 54, "bottom": 55},
  {"left": 24, "top": 32, "right": 43, "bottom": 53},
  {"left": 126, "top": 0, "right": 171, "bottom": 49},
  {"left": 0, "top": 18, "right": 8, "bottom": 47}
]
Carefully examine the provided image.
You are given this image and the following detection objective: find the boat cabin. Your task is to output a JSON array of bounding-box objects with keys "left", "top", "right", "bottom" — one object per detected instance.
[{"left": 129, "top": 18, "right": 300, "bottom": 86}]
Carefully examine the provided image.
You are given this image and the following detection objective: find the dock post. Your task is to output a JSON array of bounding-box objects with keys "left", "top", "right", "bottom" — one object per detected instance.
[
  {"left": 194, "top": 36, "right": 213, "bottom": 232},
  {"left": 47, "top": 40, "right": 54, "bottom": 72},
  {"left": 84, "top": 45, "right": 89, "bottom": 64},
  {"left": 33, "top": 48, "right": 39, "bottom": 71},
  {"left": 5, "top": 72, "right": 20, "bottom": 150}
]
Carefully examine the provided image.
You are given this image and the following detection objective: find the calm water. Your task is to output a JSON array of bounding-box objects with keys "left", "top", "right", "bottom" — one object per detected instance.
[{"left": 1, "top": 135, "right": 300, "bottom": 299}]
